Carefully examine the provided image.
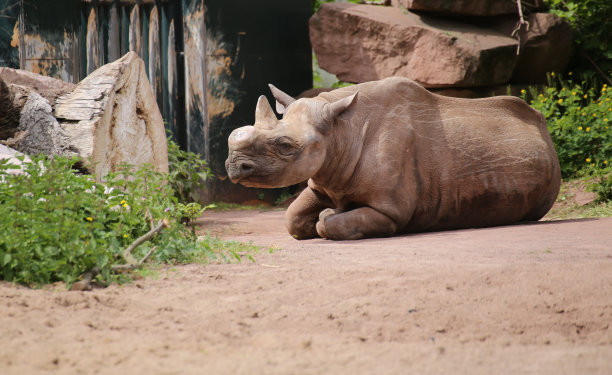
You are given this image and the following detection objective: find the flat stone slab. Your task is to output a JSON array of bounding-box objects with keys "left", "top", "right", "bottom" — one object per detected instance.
[
  {"left": 392, "top": 0, "right": 545, "bottom": 16},
  {"left": 310, "top": 3, "right": 519, "bottom": 88}
]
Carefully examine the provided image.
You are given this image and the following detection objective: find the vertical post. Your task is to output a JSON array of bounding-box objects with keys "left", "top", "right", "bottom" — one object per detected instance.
[
  {"left": 108, "top": 1, "right": 121, "bottom": 62},
  {"left": 129, "top": 4, "right": 141, "bottom": 57},
  {"left": 166, "top": 18, "right": 177, "bottom": 135},
  {"left": 149, "top": 5, "right": 160, "bottom": 99},
  {"left": 18, "top": 0, "right": 25, "bottom": 69},
  {"left": 181, "top": 0, "right": 208, "bottom": 158},
  {"left": 86, "top": 7, "right": 99, "bottom": 75}
]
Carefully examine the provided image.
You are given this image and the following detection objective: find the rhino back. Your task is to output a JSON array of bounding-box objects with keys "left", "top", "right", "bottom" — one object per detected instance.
[
  {"left": 405, "top": 94, "right": 560, "bottom": 231},
  {"left": 314, "top": 78, "right": 560, "bottom": 232}
]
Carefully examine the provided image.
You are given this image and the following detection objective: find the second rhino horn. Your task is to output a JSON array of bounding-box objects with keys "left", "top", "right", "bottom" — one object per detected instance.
[
  {"left": 269, "top": 84, "right": 296, "bottom": 115},
  {"left": 254, "top": 95, "right": 278, "bottom": 130}
]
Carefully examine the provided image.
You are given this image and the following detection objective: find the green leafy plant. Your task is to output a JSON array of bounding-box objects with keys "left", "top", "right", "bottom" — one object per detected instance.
[
  {"left": 521, "top": 73, "right": 612, "bottom": 179},
  {"left": 313, "top": 0, "right": 362, "bottom": 13},
  {"left": 544, "top": 0, "right": 612, "bottom": 77},
  {"left": 587, "top": 165, "right": 612, "bottom": 202},
  {"left": 0, "top": 155, "right": 247, "bottom": 288},
  {"left": 176, "top": 202, "right": 216, "bottom": 234},
  {"left": 167, "top": 137, "right": 213, "bottom": 203}
]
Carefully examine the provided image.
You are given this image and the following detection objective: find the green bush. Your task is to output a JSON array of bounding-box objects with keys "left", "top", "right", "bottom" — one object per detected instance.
[
  {"left": 544, "top": 0, "right": 612, "bottom": 76},
  {"left": 313, "top": 0, "right": 361, "bottom": 13},
  {"left": 167, "top": 137, "right": 213, "bottom": 203},
  {"left": 521, "top": 73, "right": 611, "bottom": 178},
  {"left": 588, "top": 165, "right": 612, "bottom": 202},
  {"left": 0, "top": 154, "right": 227, "bottom": 288}
]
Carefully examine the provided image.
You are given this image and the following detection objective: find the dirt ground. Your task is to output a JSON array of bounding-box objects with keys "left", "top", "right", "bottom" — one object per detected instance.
[{"left": 1, "top": 209, "right": 612, "bottom": 375}]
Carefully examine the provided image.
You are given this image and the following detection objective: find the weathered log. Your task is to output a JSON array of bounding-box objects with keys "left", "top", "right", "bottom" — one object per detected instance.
[
  {"left": 0, "top": 77, "right": 22, "bottom": 140},
  {"left": 0, "top": 52, "right": 169, "bottom": 180}
]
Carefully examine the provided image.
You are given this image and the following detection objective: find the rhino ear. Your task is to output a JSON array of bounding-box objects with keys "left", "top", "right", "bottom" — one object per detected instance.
[
  {"left": 254, "top": 95, "right": 278, "bottom": 130},
  {"left": 269, "top": 84, "right": 296, "bottom": 115},
  {"left": 322, "top": 92, "right": 358, "bottom": 125}
]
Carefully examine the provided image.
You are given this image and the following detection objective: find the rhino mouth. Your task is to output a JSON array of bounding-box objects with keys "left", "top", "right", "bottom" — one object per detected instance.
[{"left": 226, "top": 159, "right": 255, "bottom": 183}]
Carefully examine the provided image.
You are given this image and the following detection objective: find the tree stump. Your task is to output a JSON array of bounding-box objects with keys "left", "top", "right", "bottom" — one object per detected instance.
[{"left": 0, "top": 52, "right": 168, "bottom": 180}]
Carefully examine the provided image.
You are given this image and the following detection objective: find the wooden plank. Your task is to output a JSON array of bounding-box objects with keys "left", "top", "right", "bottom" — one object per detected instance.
[
  {"left": 166, "top": 18, "right": 177, "bottom": 134},
  {"left": 84, "top": 0, "right": 158, "bottom": 5},
  {"left": 108, "top": 3, "right": 121, "bottom": 62},
  {"left": 148, "top": 6, "right": 161, "bottom": 100},
  {"left": 181, "top": 0, "right": 207, "bottom": 158},
  {"left": 129, "top": 4, "right": 141, "bottom": 57},
  {"left": 86, "top": 7, "right": 99, "bottom": 75}
]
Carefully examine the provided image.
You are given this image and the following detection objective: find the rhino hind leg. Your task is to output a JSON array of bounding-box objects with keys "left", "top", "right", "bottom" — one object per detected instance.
[
  {"left": 286, "top": 186, "right": 334, "bottom": 240},
  {"left": 316, "top": 207, "right": 398, "bottom": 240}
]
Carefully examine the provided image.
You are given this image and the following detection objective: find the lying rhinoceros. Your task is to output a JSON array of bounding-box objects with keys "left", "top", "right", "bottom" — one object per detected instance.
[{"left": 225, "top": 77, "right": 561, "bottom": 240}]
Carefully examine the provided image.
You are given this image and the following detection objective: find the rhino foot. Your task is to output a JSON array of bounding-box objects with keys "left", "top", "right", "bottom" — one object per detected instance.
[
  {"left": 316, "top": 207, "right": 397, "bottom": 240},
  {"left": 286, "top": 186, "right": 335, "bottom": 240}
]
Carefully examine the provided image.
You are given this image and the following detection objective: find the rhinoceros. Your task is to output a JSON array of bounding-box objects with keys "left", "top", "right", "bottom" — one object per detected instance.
[{"left": 225, "top": 77, "right": 561, "bottom": 240}]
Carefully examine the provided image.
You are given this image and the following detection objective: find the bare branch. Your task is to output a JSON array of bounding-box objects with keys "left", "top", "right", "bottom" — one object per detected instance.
[
  {"left": 122, "top": 220, "right": 168, "bottom": 265},
  {"left": 72, "top": 219, "right": 168, "bottom": 291},
  {"left": 581, "top": 52, "right": 612, "bottom": 86},
  {"left": 511, "top": 0, "right": 529, "bottom": 55}
]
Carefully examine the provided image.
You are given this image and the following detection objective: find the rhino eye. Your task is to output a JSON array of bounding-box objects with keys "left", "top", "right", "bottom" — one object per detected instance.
[{"left": 274, "top": 137, "right": 299, "bottom": 156}]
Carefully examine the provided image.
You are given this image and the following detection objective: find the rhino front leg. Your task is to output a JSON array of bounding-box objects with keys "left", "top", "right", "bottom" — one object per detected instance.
[
  {"left": 286, "top": 186, "right": 334, "bottom": 239},
  {"left": 316, "top": 207, "right": 398, "bottom": 240}
]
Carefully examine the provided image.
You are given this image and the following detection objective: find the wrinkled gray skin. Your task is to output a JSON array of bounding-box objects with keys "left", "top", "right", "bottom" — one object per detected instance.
[{"left": 225, "top": 77, "right": 561, "bottom": 240}]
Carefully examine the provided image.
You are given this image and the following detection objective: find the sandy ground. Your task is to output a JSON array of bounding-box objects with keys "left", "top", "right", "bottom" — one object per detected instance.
[{"left": 1, "top": 209, "right": 612, "bottom": 375}]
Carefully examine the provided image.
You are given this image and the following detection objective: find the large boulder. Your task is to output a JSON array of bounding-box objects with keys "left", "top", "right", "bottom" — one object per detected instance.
[
  {"left": 487, "top": 12, "right": 573, "bottom": 83},
  {"left": 391, "top": 0, "right": 545, "bottom": 17},
  {"left": 310, "top": 3, "right": 519, "bottom": 88}
]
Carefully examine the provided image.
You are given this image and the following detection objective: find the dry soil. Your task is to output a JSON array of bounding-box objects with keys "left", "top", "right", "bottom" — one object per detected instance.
[{"left": 1, "top": 209, "right": 612, "bottom": 374}]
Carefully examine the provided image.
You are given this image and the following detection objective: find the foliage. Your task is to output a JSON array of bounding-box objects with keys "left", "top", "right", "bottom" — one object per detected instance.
[
  {"left": 0, "top": 156, "right": 247, "bottom": 288},
  {"left": 313, "top": 0, "right": 361, "bottom": 13},
  {"left": 312, "top": 53, "right": 354, "bottom": 89},
  {"left": 544, "top": 179, "right": 612, "bottom": 220},
  {"left": 521, "top": 73, "right": 612, "bottom": 180},
  {"left": 544, "top": 0, "right": 612, "bottom": 76},
  {"left": 587, "top": 166, "right": 612, "bottom": 203},
  {"left": 167, "top": 137, "right": 213, "bottom": 203}
]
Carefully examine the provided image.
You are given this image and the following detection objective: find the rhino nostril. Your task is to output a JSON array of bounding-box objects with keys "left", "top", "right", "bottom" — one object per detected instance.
[{"left": 240, "top": 162, "right": 254, "bottom": 175}]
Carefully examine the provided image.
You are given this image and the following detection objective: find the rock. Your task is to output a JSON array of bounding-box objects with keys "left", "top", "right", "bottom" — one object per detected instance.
[
  {"left": 298, "top": 87, "right": 334, "bottom": 99},
  {"left": 391, "top": 0, "right": 545, "bottom": 17},
  {"left": 310, "top": 3, "right": 519, "bottom": 88},
  {"left": 486, "top": 13, "right": 573, "bottom": 83}
]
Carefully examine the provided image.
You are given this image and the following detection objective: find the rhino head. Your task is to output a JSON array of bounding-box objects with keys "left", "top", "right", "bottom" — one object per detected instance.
[{"left": 225, "top": 85, "right": 357, "bottom": 188}]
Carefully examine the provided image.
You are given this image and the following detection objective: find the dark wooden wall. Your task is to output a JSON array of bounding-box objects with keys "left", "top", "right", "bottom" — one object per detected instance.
[{"left": 0, "top": 0, "right": 313, "bottom": 202}]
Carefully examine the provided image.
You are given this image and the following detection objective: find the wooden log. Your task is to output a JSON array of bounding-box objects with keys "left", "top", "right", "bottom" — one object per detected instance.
[
  {"left": 0, "top": 52, "right": 168, "bottom": 180},
  {"left": 54, "top": 51, "right": 168, "bottom": 179},
  {"left": 0, "top": 77, "right": 22, "bottom": 140}
]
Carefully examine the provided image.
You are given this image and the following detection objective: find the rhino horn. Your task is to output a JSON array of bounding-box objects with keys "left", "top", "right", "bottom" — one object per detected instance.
[
  {"left": 322, "top": 92, "right": 358, "bottom": 125},
  {"left": 254, "top": 95, "right": 278, "bottom": 130},
  {"left": 269, "top": 84, "right": 296, "bottom": 115}
]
